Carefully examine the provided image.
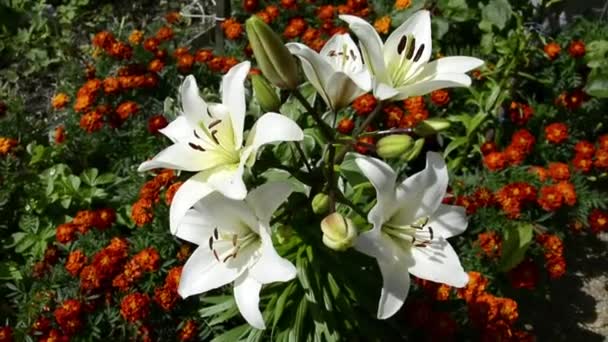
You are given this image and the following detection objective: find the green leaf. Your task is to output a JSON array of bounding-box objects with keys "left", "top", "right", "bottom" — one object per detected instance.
[
  {"left": 499, "top": 223, "right": 533, "bottom": 271},
  {"left": 339, "top": 155, "right": 368, "bottom": 187},
  {"left": 289, "top": 297, "right": 309, "bottom": 342},
  {"left": 210, "top": 324, "right": 249, "bottom": 342},
  {"left": 280, "top": 83, "right": 316, "bottom": 121},
  {"left": 443, "top": 137, "right": 467, "bottom": 158},
  {"left": 19, "top": 215, "right": 40, "bottom": 233},
  {"left": 0, "top": 261, "right": 22, "bottom": 281},
  {"left": 200, "top": 296, "right": 236, "bottom": 317},
  {"left": 273, "top": 283, "right": 295, "bottom": 328},
  {"left": 480, "top": 0, "right": 512, "bottom": 30},
  {"left": 260, "top": 169, "right": 310, "bottom": 195},
  {"left": 585, "top": 75, "right": 608, "bottom": 98},
  {"left": 80, "top": 168, "right": 99, "bottom": 186}
]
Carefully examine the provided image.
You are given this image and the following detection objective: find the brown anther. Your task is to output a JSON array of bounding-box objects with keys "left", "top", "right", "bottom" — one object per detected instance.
[
  {"left": 208, "top": 236, "right": 214, "bottom": 250},
  {"left": 397, "top": 35, "right": 408, "bottom": 55},
  {"left": 413, "top": 44, "right": 425, "bottom": 62},
  {"left": 208, "top": 119, "right": 222, "bottom": 129},
  {"left": 213, "top": 228, "right": 219, "bottom": 240},
  {"left": 188, "top": 142, "right": 206, "bottom": 152},
  {"left": 211, "top": 130, "right": 220, "bottom": 144}
]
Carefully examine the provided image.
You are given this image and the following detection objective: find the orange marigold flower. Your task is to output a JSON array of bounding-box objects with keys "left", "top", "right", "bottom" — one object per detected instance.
[
  {"left": 545, "top": 122, "right": 568, "bottom": 144},
  {"left": 568, "top": 40, "right": 585, "bottom": 58},
  {"left": 598, "top": 134, "right": 608, "bottom": 150},
  {"left": 309, "top": 38, "right": 326, "bottom": 52},
  {"left": 165, "top": 266, "right": 183, "bottom": 291},
  {"left": 374, "top": 16, "right": 391, "bottom": 35},
  {"left": 108, "top": 42, "right": 133, "bottom": 60},
  {"left": 508, "top": 101, "right": 534, "bottom": 126},
  {"left": 507, "top": 259, "right": 538, "bottom": 290},
  {"left": 355, "top": 135, "right": 375, "bottom": 154},
  {"left": 455, "top": 195, "right": 477, "bottom": 215},
  {"left": 473, "top": 187, "right": 495, "bottom": 207},
  {"left": 96, "top": 208, "right": 116, "bottom": 230},
  {"left": 178, "top": 320, "right": 197, "bottom": 341},
  {"left": 589, "top": 209, "right": 608, "bottom": 234},
  {"left": 207, "top": 56, "right": 224, "bottom": 72},
  {"left": 548, "top": 162, "right": 570, "bottom": 181},
  {"left": 79, "top": 111, "right": 104, "bottom": 133},
  {"left": 565, "top": 89, "right": 586, "bottom": 111},
  {"left": 537, "top": 185, "right": 563, "bottom": 211},
  {"left": 280, "top": 0, "right": 297, "bottom": 10},
  {"left": 264, "top": 5, "right": 280, "bottom": 20},
  {"left": 430, "top": 89, "right": 450, "bottom": 107},
  {"left": 546, "top": 255, "right": 566, "bottom": 279},
  {"left": 538, "top": 233, "right": 564, "bottom": 257},
  {"left": 528, "top": 166, "right": 548, "bottom": 181},
  {"left": 573, "top": 155, "right": 593, "bottom": 172},
  {"left": 92, "top": 31, "right": 116, "bottom": 49},
  {"left": 131, "top": 198, "right": 154, "bottom": 227},
  {"left": 316, "top": 5, "right": 335, "bottom": 20},
  {"left": 73, "top": 94, "right": 95, "bottom": 113},
  {"left": 477, "top": 231, "right": 502, "bottom": 258},
  {"left": 73, "top": 209, "right": 97, "bottom": 231},
  {"left": 383, "top": 104, "right": 404, "bottom": 127},
  {"left": 243, "top": 0, "right": 258, "bottom": 12},
  {"left": 147, "top": 115, "right": 168, "bottom": 134},
  {"left": 221, "top": 56, "right": 239, "bottom": 73},
  {"left": 574, "top": 140, "right": 595, "bottom": 158},
  {"left": 504, "top": 145, "right": 527, "bottom": 165},
  {"left": 283, "top": 17, "right": 307, "bottom": 39},
  {"left": 457, "top": 271, "right": 488, "bottom": 303},
  {"left": 221, "top": 18, "right": 243, "bottom": 40},
  {"left": 32, "top": 316, "right": 52, "bottom": 333},
  {"left": 103, "top": 77, "right": 121, "bottom": 94},
  {"left": 52, "top": 93, "right": 69, "bottom": 109},
  {"left": 128, "top": 30, "right": 144, "bottom": 45},
  {"left": 143, "top": 37, "right": 160, "bottom": 52},
  {"left": 403, "top": 96, "right": 425, "bottom": 112},
  {"left": 155, "top": 26, "right": 174, "bottom": 42},
  {"left": 255, "top": 11, "right": 272, "bottom": 24},
  {"left": 0, "top": 326, "right": 12, "bottom": 341},
  {"left": 468, "top": 293, "right": 500, "bottom": 326},
  {"left": 195, "top": 49, "right": 213, "bottom": 63},
  {"left": 120, "top": 293, "right": 150, "bottom": 322},
  {"left": 116, "top": 101, "right": 139, "bottom": 121},
  {"left": 395, "top": 0, "right": 411, "bottom": 10},
  {"left": 65, "top": 250, "right": 87, "bottom": 276},
  {"left": 497, "top": 297, "right": 519, "bottom": 324},
  {"left": 177, "top": 54, "right": 195, "bottom": 74},
  {"left": 0, "top": 137, "right": 18, "bottom": 156},
  {"left": 177, "top": 244, "right": 192, "bottom": 262},
  {"left": 594, "top": 149, "right": 608, "bottom": 169},
  {"left": 510, "top": 129, "right": 535, "bottom": 153},
  {"left": 54, "top": 299, "right": 83, "bottom": 336},
  {"left": 133, "top": 247, "right": 161, "bottom": 272},
  {"left": 483, "top": 151, "right": 506, "bottom": 171},
  {"left": 165, "top": 11, "right": 182, "bottom": 24},
  {"left": 154, "top": 285, "right": 179, "bottom": 311},
  {"left": 54, "top": 125, "right": 66, "bottom": 144},
  {"left": 301, "top": 27, "right": 320, "bottom": 45},
  {"left": 79, "top": 265, "right": 102, "bottom": 292},
  {"left": 480, "top": 141, "right": 497, "bottom": 155},
  {"left": 56, "top": 223, "right": 77, "bottom": 244},
  {"left": 353, "top": 93, "right": 377, "bottom": 116},
  {"left": 165, "top": 181, "right": 183, "bottom": 205},
  {"left": 556, "top": 181, "right": 576, "bottom": 206},
  {"left": 544, "top": 42, "right": 561, "bottom": 60}
]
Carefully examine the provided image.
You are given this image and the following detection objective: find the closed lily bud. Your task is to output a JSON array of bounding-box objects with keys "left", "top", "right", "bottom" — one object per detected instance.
[
  {"left": 413, "top": 118, "right": 451, "bottom": 137},
  {"left": 376, "top": 135, "right": 413, "bottom": 159},
  {"left": 320, "top": 213, "right": 357, "bottom": 251},
  {"left": 312, "top": 193, "right": 330, "bottom": 215},
  {"left": 251, "top": 74, "right": 281, "bottom": 112},
  {"left": 246, "top": 16, "right": 299, "bottom": 89},
  {"left": 400, "top": 138, "right": 425, "bottom": 162}
]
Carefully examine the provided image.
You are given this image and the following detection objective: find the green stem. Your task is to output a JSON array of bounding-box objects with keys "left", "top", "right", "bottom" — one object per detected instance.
[
  {"left": 291, "top": 89, "right": 335, "bottom": 142},
  {"left": 327, "top": 143, "right": 336, "bottom": 213},
  {"left": 336, "top": 191, "right": 367, "bottom": 218},
  {"left": 293, "top": 142, "right": 312, "bottom": 173}
]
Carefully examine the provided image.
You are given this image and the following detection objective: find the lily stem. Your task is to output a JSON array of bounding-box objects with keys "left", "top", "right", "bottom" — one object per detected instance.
[
  {"left": 294, "top": 142, "right": 312, "bottom": 173},
  {"left": 292, "top": 89, "right": 335, "bottom": 142},
  {"left": 327, "top": 143, "right": 337, "bottom": 213},
  {"left": 336, "top": 190, "right": 367, "bottom": 218},
  {"left": 335, "top": 101, "right": 385, "bottom": 164}
]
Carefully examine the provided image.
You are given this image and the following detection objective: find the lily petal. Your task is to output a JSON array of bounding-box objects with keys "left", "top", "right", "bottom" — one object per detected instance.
[
  {"left": 234, "top": 273, "right": 265, "bottom": 329},
  {"left": 428, "top": 204, "right": 468, "bottom": 239},
  {"left": 286, "top": 43, "right": 334, "bottom": 108},
  {"left": 180, "top": 75, "right": 211, "bottom": 130},
  {"left": 137, "top": 143, "right": 227, "bottom": 172},
  {"left": 206, "top": 163, "right": 248, "bottom": 201},
  {"left": 385, "top": 10, "right": 432, "bottom": 68},
  {"left": 245, "top": 112, "right": 304, "bottom": 151},
  {"left": 354, "top": 155, "right": 398, "bottom": 228},
  {"left": 195, "top": 191, "right": 258, "bottom": 235},
  {"left": 174, "top": 209, "right": 216, "bottom": 245},
  {"left": 245, "top": 182, "right": 293, "bottom": 223},
  {"left": 325, "top": 71, "right": 368, "bottom": 111},
  {"left": 392, "top": 73, "right": 472, "bottom": 100},
  {"left": 178, "top": 246, "right": 243, "bottom": 298},
  {"left": 339, "top": 15, "right": 387, "bottom": 83},
  {"left": 416, "top": 56, "right": 485, "bottom": 79},
  {"left": 221, "top": 61, "right": 250, "bottom": 148},
  {"left": 407, "top": 237, "right": 469, "bottom": 288},
  {"left": 169, "top": 171, "right": 215, "bottom": 234},
  {"left": 249, "top": 225, "right": 296, "bottom": 284},
  {"left": 159, "top": 116, "right": 191, "bottom": 143},
  {"left": 392, "top": 152, "right": 448, "bottom": 225},
  {"left": 374, "top": 82, "right": 400, "bottom": 100}
]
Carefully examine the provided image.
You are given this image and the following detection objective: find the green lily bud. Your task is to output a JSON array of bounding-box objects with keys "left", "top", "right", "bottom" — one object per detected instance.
[
  {"left": 251, "top": 74, "right": 281, "bottom": 112},
  {"left": 413, "top": 118, "right": 451, "bottom": 137},
  {"left": 312, "top": 193, "right": 330, "bottom": 215},
  {"left": 401, "top": 138, "right": 425, "bottom": 162},
  {"left": 246, "top": 16, "right": 299, "bottom": 89},
  {"left": 320, "top": 213, "right": 357, "bottom": 251},
  {"left": 376, "top": 135, "right": 414, "bottom": 159}
]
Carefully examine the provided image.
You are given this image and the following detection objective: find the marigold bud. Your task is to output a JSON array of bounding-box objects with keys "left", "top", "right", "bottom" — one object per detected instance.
[
  {"left": 320, "top": 213, "right": 357, "bottom": 251},
  {"left": 246, "top": 16, "right": 299, "bottom": 89},
  {"left": 251, "top": 74, "right": 281, "bottom": 112},
  {"left": 376, "top": 134, "right": 414, "bottom": 159}
]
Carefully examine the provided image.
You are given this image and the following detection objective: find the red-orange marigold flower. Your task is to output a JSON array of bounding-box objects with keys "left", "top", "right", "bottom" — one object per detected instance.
[
  {"left": 195, "top": 49, "right": 213, "bottom": 63},
  {"left": 165, "top": 181, "right": 183, "bottom": 205},
  {"left": 143, "top": 37, "right": 160, "bottom": 52},
  {"left": 430, "top": 89, "right": 450, "bottom": 107},
  {"left": 528, "top": 166, "right": 548, "bottom": 181},
  {"left": 243, "top": 0, "right": 258, "bottom": 12},
  {"left": 480, "top": 141, "right": 497, "bottom": 155},
  {"left": 574, "top": 140, "right": 595, "bottom": 158},
  {"left": 148, "top": 115, "right": 168, "bottom": 134},
  {"left": 54, "top": 125, "right": 66, "bottom": 144},
  {"left": 116, "top": 101, "right": 139, "bottom": 121},
  {"left": 589, "top": 209, "right": 608, "bottom": 234},
  {"left": 337, "top": 118, "right": 355, "bottom": 134},
  {"left": 594, "top": 149, "right": 608, "bottom": 169},
  {"left": 355, "top": 135, "right": 375, "bottom": 154},
  {"left": 316, "top": 5, "right": 335, "bottom": 20},
  {"left": 154, "top": 286, "right": 179, "bottom": 311},
  {"left": 0, "top": 137, "right": 17, "bottom": 156},
  {"left": 544, "top": 42, "right": 561, "bottom": 60},
  {"left": 504, "top": 144, "right": 527, "bottom": 165},
  {"left": 457, "top": 271, "right": 488, "bottom": 303},
  {"left": 484, "top": 151, "right": 506, "bottom": 171},
  {"left": 556, "top": 181, "right": 576, "bottom": 206},
  {"left": 546, "top": 255, "right": 566, "bottom": 279},
  {"left": 73, "top": 94, "right": 95, "bottom": 113},
  {"left": 598, "top": 135, "right": 608, "bottom": 150},
  {"left": 54, "top": 299, "right": 82, "bottom": 336},
  {"left": 573, "top": 155, "right": 593, "bottom": 172},
  {"left": 131, "top": 198, "right": 154, "bottom": 227},
  {"left": 56, "top": 223, "right": 77, "bottom": 244},
  {"left": 545, "top": 122, "right": 568, "bottom": 144},
  {"left": 120, "top": 293, "right": 150, "bottom": 322},
  {"left": 165, "top": 11, "right": 182, "bottom": 24},
  {"left": 353, "top": 93, "right": 377, "bottom": 116},
  {"left": 508, "top": 101, "right": 534, "bottom": 126},
  {"left": 178, "top": 320, "right": 197, "bottom": 341},
  {"left": 80, "top": 111, "right": 104, "bottom": 133},
  {"left": 92, "top": 31, "right": 116, "bottom": 49},
  {"left": 155, "top": 26, "right": 174, "bottom": 42},
  {"left": 548, "top": 162, "right": 570, "bottom": 181},
  {"left": 374, "top": 16, "right": 391, "bottom": 34},
  {"left": 394, "top": 0, "right": 412, "bottom": 10},
  {"left": 65, "top": 250, "right": 87, "bottom": 276},
  {"left": 511, "top": 129, "right": 535, "bottom": 153},
  {"left": 508, "top": 259, "right": 538, "bottom": 290},
  {"left": 477, "top": 231, "right": 502, "bottom": 258},
  {"left": 568, "top": 40, "right": 585, "bottom": 58},
  {"left": 280, "top": 0, "right": 297, "bottom": 10},
  {"left": 128, "top": 30, "right": 144, "bottom": 45},
  {"left": 52, "top": 93, "right": 69, "bottom": 109},
  {"left": 222, "top": 18, "right": 243, "bottom": 40},
  {"left": 537, "top": 185, "right": 563, "bottom": 211}
]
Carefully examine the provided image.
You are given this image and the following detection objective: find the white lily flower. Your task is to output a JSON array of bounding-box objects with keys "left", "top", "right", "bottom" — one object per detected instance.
[
  {"left": 354, "top": 152, "right": 469, "bottom": 319},
  {"left": 340, "top": 11, "right": 484, "bottom": 101},
  {"left": 175, "top": 182, "right": 296, "bottom": 329},
  {"left": 138, "top": 61, "right": 304, "bottom": 233},
  {"left": 286, "top": 34, "right": 372, "bottom": 111}
]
